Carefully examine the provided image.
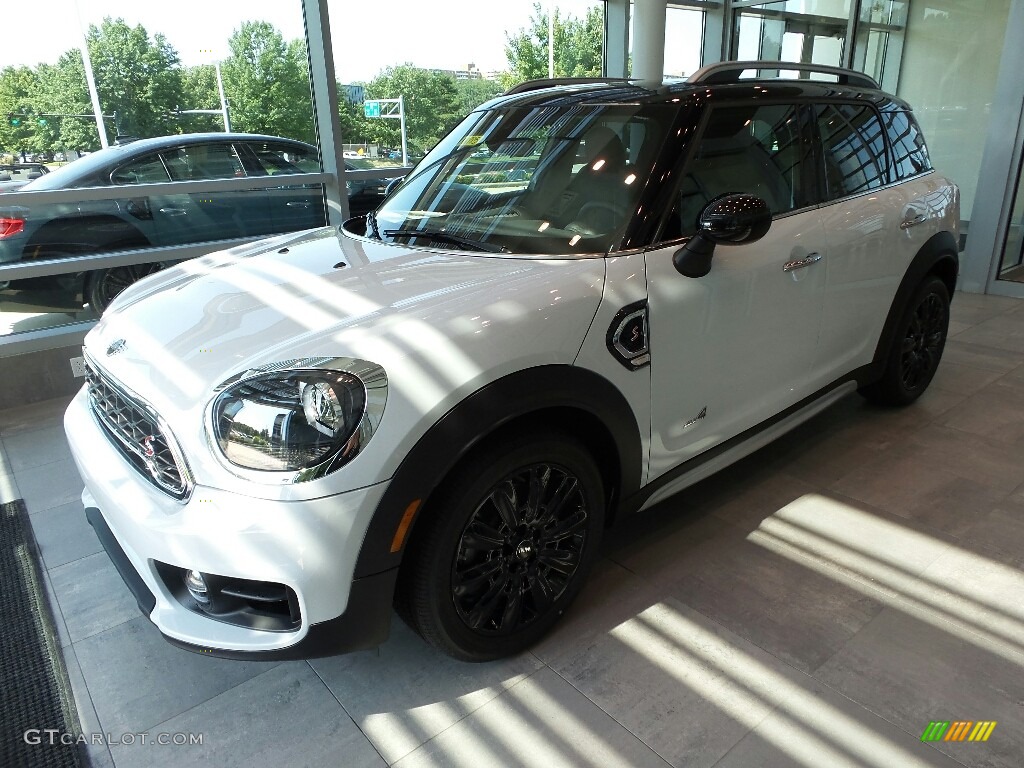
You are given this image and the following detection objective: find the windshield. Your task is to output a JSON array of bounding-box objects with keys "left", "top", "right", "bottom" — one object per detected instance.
[{"left": 372, "top": 103, "right": 673, "bottom": 256}]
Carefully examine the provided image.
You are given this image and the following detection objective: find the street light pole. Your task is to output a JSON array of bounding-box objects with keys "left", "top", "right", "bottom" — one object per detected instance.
[
  {"left": 215, "top": 61, "right": 231, "bottom": 132},
  {"left": 399, "top": 95, "right": 408, "bottom": 167},
  {"left": 77, "top": 24, "right": 108, "bottom": 147},
  {"left": 548, "top": 2, "right": 555, "bottom": 78}
]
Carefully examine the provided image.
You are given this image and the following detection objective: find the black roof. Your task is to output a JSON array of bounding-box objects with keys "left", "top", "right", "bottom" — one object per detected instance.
[{"left": 483, "top": 79, "right": 911, "bottom": 113}]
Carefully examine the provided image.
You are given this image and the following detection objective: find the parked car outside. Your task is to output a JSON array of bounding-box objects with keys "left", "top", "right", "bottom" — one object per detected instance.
[
  {"left": 65, "top": 63, "right": 959, "bottom": 662},
  {"left": 0, "top": 162, "right": 49, "bottom": 193},
  {"left": 0, "top": 134, "right": 328, "bottom": 309}
]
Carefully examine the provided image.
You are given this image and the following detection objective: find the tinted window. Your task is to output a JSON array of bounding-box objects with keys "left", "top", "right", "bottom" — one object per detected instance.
[
  {"left": 667, "top": 103, "right": 809, "bottom": 238},
  {"left": 247, "top": 141, "right": 321, "bottom": 174},
  {"left": 816, "top": 104, "right": 887, "bottom": 199},
  {"left": 884, "top": 110, "right": 932, "bottom": 180},
  {"left": 110, "top": 155, "right": 171, "bottom": 185},
  {"left": 161, "top": 143, "right": 246, "bottom": 181}
]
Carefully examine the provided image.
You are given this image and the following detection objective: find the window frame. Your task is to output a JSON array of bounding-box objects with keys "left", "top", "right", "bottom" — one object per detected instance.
[
  {"left": 650, "top": 98, "right": 820, "bottom": 247},
  {"left": 810, "top": 100, "right": 891, "bottom": 203},
  {"left": 880, "top": 107, "right": 933, "bottom": 183}
]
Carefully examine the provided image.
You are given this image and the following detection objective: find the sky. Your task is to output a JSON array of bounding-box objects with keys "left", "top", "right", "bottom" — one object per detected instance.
[{"left": 0, "top": 0, "right": 607, "bottom": 82}]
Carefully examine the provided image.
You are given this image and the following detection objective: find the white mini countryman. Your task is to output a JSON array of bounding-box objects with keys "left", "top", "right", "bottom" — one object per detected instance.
[{"left": 65, "top": 63, "right": 959, "bottom": 661}]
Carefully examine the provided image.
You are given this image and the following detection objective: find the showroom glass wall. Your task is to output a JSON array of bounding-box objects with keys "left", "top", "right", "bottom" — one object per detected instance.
[
  {"left": 0, "top": 0, "right": 606, "bottom": 349},
  {"left": 2, "top": 0, "right": 1023, "bottom": 362},
  {"left": 648, "top": 0, "right": 1023, "bottom": 295}
]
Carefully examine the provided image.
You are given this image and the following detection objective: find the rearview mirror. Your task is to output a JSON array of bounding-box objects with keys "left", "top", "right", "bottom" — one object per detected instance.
[{"left": 673, "top": 194, "right": 772, "bottom": 278}]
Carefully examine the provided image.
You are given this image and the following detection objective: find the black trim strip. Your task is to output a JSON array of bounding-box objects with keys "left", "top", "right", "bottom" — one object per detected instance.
[
  {"left": 162, "top": 569, "right": 397, "bottom": 660},
  {"left": 85, "top": 506, "right": 157, "bottom": 615},
  {"left": 620, "top": 369, "right": 869, "bottom": 515},
  {"left": 355, "top": 365, "right": 644, "bottom": 578}
]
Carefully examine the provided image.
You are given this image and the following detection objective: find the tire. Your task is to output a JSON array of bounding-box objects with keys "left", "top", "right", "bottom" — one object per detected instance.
[
  {"left": 396, "top": 432, "right": 605, "bottom": 661},
  {"left": 86, "top": 260, "right": 165, "bottom": 313},
  {"left": 860, "top": 275, "right": 950, "bottom": 406}
]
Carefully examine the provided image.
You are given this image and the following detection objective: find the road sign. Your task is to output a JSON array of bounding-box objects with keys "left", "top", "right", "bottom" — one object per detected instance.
[{"left": 364, "top": 100, "right": 381, "bottom": 118}]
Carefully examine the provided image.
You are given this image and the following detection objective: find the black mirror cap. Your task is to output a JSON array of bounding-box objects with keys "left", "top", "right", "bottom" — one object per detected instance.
[
  {"left": 698, "top": 193, "right": 772, "bottom": 245},
  {"left": 673, "top": 234, "right": 715, "bottom": 278}
]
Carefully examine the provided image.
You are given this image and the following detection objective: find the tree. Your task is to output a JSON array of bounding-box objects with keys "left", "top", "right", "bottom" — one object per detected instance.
[
  {"left": 337, "top": 93, "right": 372, "bottom": 145},
  {"left": 221, "top": 21, "right": 315, "bottom": 144},
  {"left": 503, "top": 3, "right": 603, "bottom": 88},
  {"left": 455, "top": 78, "right": 503, "bottom": 117},
  {"left": 364, "top": 65, "right": 461, "bottom": 153},
  {"left": 34, "top": 54, "right": 97, "bottom": 153},
  {"left": 177, "top": 65, "right": 223, "bottom": 133},
  {"left": 86, "top": 18, "right": 183, "bottom": 138},
  {"left": 0, "top": 66, "right": 39, "bottom": 158}
]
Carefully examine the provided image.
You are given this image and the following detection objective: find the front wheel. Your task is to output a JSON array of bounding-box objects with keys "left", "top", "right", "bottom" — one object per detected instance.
[
  {"left": 396, "top": 432, "right": 604, "bottom": 661},
  {"left": 861, "top": 275, "right": 950, "bottom": 406}
]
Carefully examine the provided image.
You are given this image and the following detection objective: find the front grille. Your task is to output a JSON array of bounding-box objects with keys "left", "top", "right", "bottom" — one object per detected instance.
[{"left": 85, "top": 359, "right": 191, "bottom": 499}]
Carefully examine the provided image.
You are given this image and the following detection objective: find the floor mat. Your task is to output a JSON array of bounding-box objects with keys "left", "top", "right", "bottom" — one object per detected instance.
[{"left": 0, "top": 499, "right": 84, "bottom": 768}]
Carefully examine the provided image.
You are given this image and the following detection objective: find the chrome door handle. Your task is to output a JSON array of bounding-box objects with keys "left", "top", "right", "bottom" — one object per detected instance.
[
  {"left": 783, "top": 252, "right": 822, "bottom": 272},
  {"left": 900, "top": 213, "right": 927, "bottom": 229},
  {"left": 158, "top": 207, "right": 188, "bottom": 216},
  {"left": 286, "top": 201, "right": 312, "bottom": 208}
]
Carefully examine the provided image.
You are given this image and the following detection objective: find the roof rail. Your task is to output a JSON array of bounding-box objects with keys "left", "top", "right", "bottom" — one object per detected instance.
[
  {"left": 687, "top": 61, "right": 880, "bottom": 90},
  {"left": 503, "top": 77, "right": 635, "bottom": 95}
]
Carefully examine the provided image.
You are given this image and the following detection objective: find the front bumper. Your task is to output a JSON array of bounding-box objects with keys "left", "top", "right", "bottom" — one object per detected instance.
[{"left": 65, "top": 386, "right": 395, "bottom": 658}]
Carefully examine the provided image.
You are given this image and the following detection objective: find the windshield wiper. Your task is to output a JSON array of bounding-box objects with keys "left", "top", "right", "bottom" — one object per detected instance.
[{"left": 383, "top": 229, "right": 507, "bottom": 253}]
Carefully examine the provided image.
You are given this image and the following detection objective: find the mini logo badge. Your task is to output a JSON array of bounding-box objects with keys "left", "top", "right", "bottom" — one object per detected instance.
[
  {"left": 106, "top": 338, "right": 127, "bottom": 356},
  {"left": 140, "top": 435, "right": 156, "bottom": 458}
]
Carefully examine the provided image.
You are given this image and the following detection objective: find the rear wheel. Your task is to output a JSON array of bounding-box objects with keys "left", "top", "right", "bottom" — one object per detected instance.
[
  {"left": 396, "top": 432, "right": 604, "bottom": 661},
  {"left": 861, "top": 276, "right": 950, "bottom": 406}
]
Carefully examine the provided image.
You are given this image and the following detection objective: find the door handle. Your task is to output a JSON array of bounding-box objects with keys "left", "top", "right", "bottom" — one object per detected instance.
[
  {"left": 783, "top": 252, "right": 822, "bottom": 272},
  {"left": 158, "top": 207, "right": 188, "bottom": 216},
  {"left": 286, "top": 201, "right": 312, "bottom": 208},
  {"left": 900, "top": 212, "right": 927, "bottom": 229}
]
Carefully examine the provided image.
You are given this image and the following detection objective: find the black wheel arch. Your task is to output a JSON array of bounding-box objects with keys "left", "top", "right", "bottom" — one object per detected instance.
[
  {"left": 353, "top": 364, "right": 644, "bottom": 579},
  {"left": 863, "top": 230, "right": 958, "bottom": 385}
]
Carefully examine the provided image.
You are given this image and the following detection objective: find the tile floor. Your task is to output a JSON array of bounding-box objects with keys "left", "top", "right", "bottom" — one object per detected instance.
[{"left": 2, "top": 291, "right": 1023, "bottom": 768}]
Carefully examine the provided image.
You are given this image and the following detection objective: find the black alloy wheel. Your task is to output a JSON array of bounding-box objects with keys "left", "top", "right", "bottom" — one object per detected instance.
[
  {"left": 451, "top": 463, "right": 589, "bottom": 636},
  {"left": 861, "top": 275, "right": 950, "bottom": 406},
  {"left": 396, "top": 432, "right": 604, "bottom": 661},
  {"left": 900, "top": 291, "right": 947, "bottom": 391}
]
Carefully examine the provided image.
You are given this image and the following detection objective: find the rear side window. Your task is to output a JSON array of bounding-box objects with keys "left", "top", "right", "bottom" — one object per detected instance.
[
  {"left": 815, "top": 104, "right": 887, "bottom": 199},
  {"left": 884, "top": 110, "right": 932, "bottom": 180},
  {"left": 161, "top": 144, "right": 246, "bottom": 181},
  {"left": 666, "top": 102, "right": 810, "bottom": 238},
  {"left": 111, "top": 155, "right": 171, "bottom": 185},
  {"left": 248, "top": 141, "right": 321, "bottom": 175}
]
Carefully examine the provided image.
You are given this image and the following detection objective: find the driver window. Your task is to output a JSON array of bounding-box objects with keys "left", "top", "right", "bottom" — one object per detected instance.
[{"left": 664, "top": 103, "right": 809, "bottom": 240}]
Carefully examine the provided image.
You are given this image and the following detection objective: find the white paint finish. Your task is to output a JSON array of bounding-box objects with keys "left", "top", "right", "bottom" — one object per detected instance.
[
  {"left": 644, "top": 210, "right": 829, "bottom": 481},
  {"left": 84, "top": 228, "right": 605, "bottom": 499},
  {"left": 814, "top": 173, "right": 960, "bottom": 385},
  {"left": 639, "top": 383, "right": 857, "bottom": 511},
  {"left": 574, "top": 252, "right": 652, "bottom": 484},
  {"left": 65, "top": 388, "right": 388, "bottom": 650}
]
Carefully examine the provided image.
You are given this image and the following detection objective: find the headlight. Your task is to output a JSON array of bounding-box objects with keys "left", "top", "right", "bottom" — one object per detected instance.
[{"left": 209, "top": 358, "right": 386, "bottom": 482}]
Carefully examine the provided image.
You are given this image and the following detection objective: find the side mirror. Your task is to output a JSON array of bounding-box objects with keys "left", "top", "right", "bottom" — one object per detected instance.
[{"left": 673, "top": 194, "right": 772, "bottom": 278}]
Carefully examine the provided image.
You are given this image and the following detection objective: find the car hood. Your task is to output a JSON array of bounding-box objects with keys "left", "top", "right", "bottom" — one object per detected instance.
[{"left": 85, "top": 227, "right": 606, "bottom": 439}]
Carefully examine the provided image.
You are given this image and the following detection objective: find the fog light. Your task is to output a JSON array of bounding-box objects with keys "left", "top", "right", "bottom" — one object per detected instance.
[{"left": 184, "top": 570, "right": 210, "bottom": 605}]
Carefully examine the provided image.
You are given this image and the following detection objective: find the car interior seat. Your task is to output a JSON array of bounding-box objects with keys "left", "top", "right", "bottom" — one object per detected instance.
[{"left": 554, "top": 125, "right": 630, "bottom": 231}]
